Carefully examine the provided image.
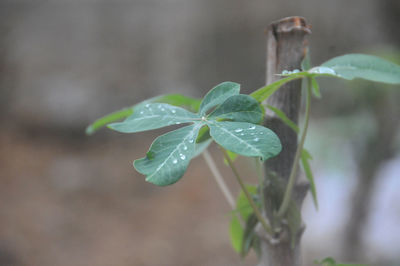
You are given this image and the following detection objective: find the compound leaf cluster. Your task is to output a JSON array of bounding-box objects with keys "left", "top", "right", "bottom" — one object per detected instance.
[{"left": 95, "top": 82, "right": 282, "bottom": 186}]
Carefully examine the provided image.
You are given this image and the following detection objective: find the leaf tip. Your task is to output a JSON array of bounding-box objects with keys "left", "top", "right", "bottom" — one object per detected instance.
[{"left": 85, "top": 125, "right": 95, "bottom": 135}]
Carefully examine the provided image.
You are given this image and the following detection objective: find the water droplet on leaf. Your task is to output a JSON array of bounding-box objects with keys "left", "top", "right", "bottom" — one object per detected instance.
[
  {"left": 249, "top": 126, "right": 256, "bottom": 130},
  {"left": 172, "top": 159, "right": 178, "bottom": 164},
  {"left": 235, "top": 128, "right": 243, "bottom": 133}
]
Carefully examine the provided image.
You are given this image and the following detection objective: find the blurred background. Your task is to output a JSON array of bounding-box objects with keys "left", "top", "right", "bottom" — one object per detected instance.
[{"left": 1, "top": 0, "right": 399, "bottom": 265}]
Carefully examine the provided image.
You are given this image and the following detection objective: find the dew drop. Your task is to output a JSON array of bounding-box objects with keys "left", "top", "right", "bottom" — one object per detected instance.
[
  {"left": 188, "top": 139, "right": 194, "bottom": 143},
  {"left": 157, "top": 104, "right": 162, "bottom": 109},
  {"left": 259, "top": 132, "right": 264, "bottom": 135},
  {"left": 161, "top": 108, "right": 165, "bottom": 111},
  {"left": 254, "top": 138, "right": 259, "bottom": 142},
  {"left": 145, "top": 104, "right": 150, "bottom": 108},
  {"left": 180, "top": 154, "right": 186, "bottom": 160},
  {"left": 176, "top": 122, "right": 181, "bottom": 125},
  {"left": 240, "top": 133, "right": 245, "bottom": 136},
  {"left": 235, "top": 128, "right": 243, "bottom": 133},
  {"left": 172, "top": 159, "right": 178, "bottom": 164},
  {"left": 249, "top": 126, "right": 256, "bottom": 130},
  {"left": 183, "top": 145, "right": 188, "bottom": 150},
  {"left": 171, "top": 110, "right": 176, "bottom": 114},
  {"left": 140, "top": 111, "right": 144, "bottom": 114}
]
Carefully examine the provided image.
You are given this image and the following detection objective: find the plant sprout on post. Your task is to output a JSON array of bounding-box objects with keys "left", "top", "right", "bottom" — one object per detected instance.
[{"left": 87, "top": 16, "right": 400, "bottom": 266}]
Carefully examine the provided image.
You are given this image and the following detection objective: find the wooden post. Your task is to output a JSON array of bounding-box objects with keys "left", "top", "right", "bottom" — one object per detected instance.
[{"left": 258, "top": 17, "right": 311, "bottom": 266}]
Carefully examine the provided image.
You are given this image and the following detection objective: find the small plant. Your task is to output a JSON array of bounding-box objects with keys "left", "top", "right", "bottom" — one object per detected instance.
[{"left": 87, "top": 54, "right": 400, "bottom": 262}]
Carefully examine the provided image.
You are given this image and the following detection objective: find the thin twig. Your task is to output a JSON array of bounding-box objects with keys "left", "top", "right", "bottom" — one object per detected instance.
[
  {"left": 255, "top": 158, "right": 266, "bottom": 212},
  {"left": 202, "top": 149, "right": 236, "bottom": 209},
  {"left": 222, "top": 149, "right": 273, "bottom": 235}
]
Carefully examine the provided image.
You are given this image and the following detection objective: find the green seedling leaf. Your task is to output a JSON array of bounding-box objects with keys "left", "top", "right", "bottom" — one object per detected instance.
[
  {"left": 156, "top": 94, "right": 201, "bottom": 112},
  {"left": 229, "top": 215, "right": 244, "bottom": 253},
  {"left": 302, "top": 148, "right": 313, "bottom": 160},
  {"left": 229, "top": 185, "right": 258, "bottom": 254},
  {"left": 321, "top": 53, "right": 400, "bottom": 84},
  {"left": 86, "top": 107, "right": 134, "bottom": 135},
  {"left": 236, "top": 185, "right": 258, "bottom": 220},
  {"left": 209, "top": 94, "right": 263, "bottom": 124},
  {"left": 196, "top": 125, "right": 211, "bottom": 143},
  {"left": 108, "top": 103, "right": 199, "bottom": 133},
  {"left": 223, "top": 150, "right": 239, "bottom": 165},
  {"left": 267, "top": 105, "right": 299, "bottom": 133},
  {"left": 199, "top": 82, "right": 240, "bottom": 115},
  {"left": 134, "top": 124, "right": 202, "bottom": 186},
  {"left": 314, "top": 257, "right": 367, "bottom": 266},
  {"left": 207, "top": 121, "right": 282, "bottom": 161},
  {"left": 250, "top": 74, "right": 303, "bottom": 103},
  {"left": 86, "top": 94, "right": 200, "bottom": 135},
  {"left": 251, "top": 53, "right": 400, "bottom": 107},
  {"left": 311, "top": 77, "right": 321, "bottom": 98},
  {"left": 241, "top": 213, "right": 260, "bottom": 258},
  {"left": 301, "top": 149, "right": 318, "bottom": 209}
]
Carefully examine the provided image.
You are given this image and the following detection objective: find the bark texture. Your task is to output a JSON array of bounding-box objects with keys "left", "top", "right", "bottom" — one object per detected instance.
[{"left": 258, "top": 17, "right": 311, "bottom": 266}]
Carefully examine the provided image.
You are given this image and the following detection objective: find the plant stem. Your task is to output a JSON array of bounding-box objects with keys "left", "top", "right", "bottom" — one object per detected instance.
[
  {"left": 255, "top": 158, "right": 266, "bottom": 212},
  {"left": 222, "top": 149, "right": 273, "bottom": 235},
  {"left": 277, "top": 77, "right": 312, "bottom": 218},
  {"left": 202, "top": 149, "right": 236, "bottom": 209}
]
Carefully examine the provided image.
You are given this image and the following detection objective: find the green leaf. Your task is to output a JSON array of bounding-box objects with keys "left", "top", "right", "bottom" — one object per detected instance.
[
  {"left": 86, "top": 94, "right": 201, "bottom": 135},
  {"left": 108, "top": 103, "right": 199, "bottom": 133},
  {"left": 241, "top": 213, "right": 259, "bottom": 258},
  {"left": 236, "top": 185, "right": 258, "bottom": 220},
  {"left": 267, "top": 105, "right": 299, "bottom": 133},
  {"left": 196, "top": 125, "right": 211, "bottom": 143},
  {"left": 134, "top": 124, "right": 202, "bottom": 186},
  {"left": 314, "top": 257, "right": 367, "bottom": 266},
  {"left": 199, "top": 82, "right": 240, "bottom": 115},
  {"left": 207, "top": 121, "right": 282, "bottom": 161},
  {"left": 155, "top": 94, "right": 201, "bottom": 112},
  {"left": 208, "top": 94, "right": 263, "bottom": 124},
  {"left": 86, "top": 107, "right": 134, "bottom": 135},
  {"left": 223, "top": 150, "right": 239, "bottom": 165},
  {"left": 229, "top": 215, "right": 244, "bottom": 253},
  {"left": 321, "top": 54, "right": 400, "bottom": 84},
  {"left": 315, "top": 257, "right": 337, "bottom": 266},
  {"left": 229, "top": 185, "right": 258, "bottom": 254},
  {"left": 301, "top": 149, "right": 318, "bottom": 209},
  {"left": 250, "top": 74, "right": 303, "bottom": 103},
  {"left": 311, "top": 77, "right": 321, "bottom": 98}
]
